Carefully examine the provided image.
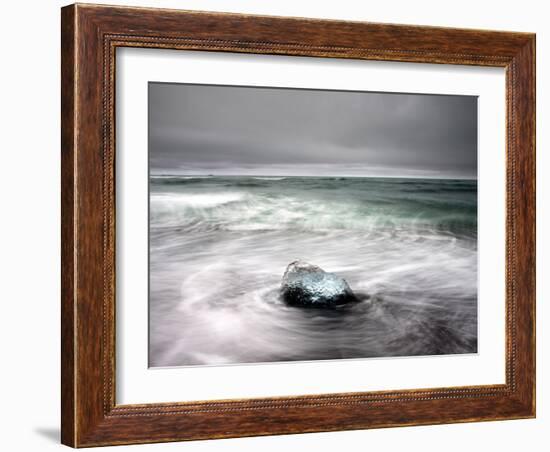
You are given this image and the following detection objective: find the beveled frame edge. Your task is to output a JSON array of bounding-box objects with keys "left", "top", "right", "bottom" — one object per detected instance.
[{"left": 61, "top": 3, "right": 535, "bottom": 447}]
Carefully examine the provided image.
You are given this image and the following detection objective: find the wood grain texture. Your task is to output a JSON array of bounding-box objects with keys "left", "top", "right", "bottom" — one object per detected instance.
[
  {"left": 60, "top": 5, "right": 76, "bottom": 447},
  {"left": 60, "top": 3, "right": 536, "bottom": 447}
]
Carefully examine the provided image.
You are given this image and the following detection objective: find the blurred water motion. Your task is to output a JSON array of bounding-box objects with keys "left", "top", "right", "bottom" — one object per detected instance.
[{"left": 149, "top": 176, "right": 478, "bottom": 367}]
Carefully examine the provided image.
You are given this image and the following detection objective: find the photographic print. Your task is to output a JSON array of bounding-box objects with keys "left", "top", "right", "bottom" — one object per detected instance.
[{"left": 148, "top": 82, "right": 478, "bottom": 367}]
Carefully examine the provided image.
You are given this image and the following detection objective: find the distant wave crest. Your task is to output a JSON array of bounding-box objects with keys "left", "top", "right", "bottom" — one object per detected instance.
[{"left": 149, "top": 177, "right": 477, "bottom": 237}]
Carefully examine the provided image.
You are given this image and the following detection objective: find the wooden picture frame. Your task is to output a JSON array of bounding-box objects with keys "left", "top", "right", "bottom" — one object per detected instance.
[{"left": 61, "top": 3, "right": 535, "bottom": 447}]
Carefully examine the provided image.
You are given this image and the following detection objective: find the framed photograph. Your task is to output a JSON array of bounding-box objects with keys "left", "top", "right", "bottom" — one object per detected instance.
[{"left": 61, "top": 3, "right": 536, "bottom": 447}]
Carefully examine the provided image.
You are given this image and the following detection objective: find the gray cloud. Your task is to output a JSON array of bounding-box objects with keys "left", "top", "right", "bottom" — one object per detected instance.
[{"left": 149, "top": 82, "right": 477, "bottom": 179}]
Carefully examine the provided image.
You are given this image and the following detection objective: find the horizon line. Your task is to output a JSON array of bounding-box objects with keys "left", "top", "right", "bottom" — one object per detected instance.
[{"left": 150, "top": 173, "right": 477, "bottom": 181}]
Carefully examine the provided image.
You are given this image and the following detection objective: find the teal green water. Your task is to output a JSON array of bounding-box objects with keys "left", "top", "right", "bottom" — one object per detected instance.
[
  {"left": 149, "top": 176, "right": 478, "bottom": 367},
  {"left": 150, "top": 176, "right": 477, "bottom": 237}
]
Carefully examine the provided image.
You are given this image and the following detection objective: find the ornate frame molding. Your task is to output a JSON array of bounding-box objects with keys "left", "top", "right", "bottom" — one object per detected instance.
[{"left": 62, "top": 4, "right": 535, "bottom": 447}]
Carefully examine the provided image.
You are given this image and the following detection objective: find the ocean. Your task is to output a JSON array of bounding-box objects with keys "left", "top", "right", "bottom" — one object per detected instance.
[{"left": 149, "top": 175, "right": 478, "bottom": 367}]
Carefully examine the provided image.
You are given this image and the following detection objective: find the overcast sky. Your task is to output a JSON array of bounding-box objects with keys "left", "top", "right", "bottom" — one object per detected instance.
[{"left": 149, "top": 82, "right": 477, "bottom": 179}]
